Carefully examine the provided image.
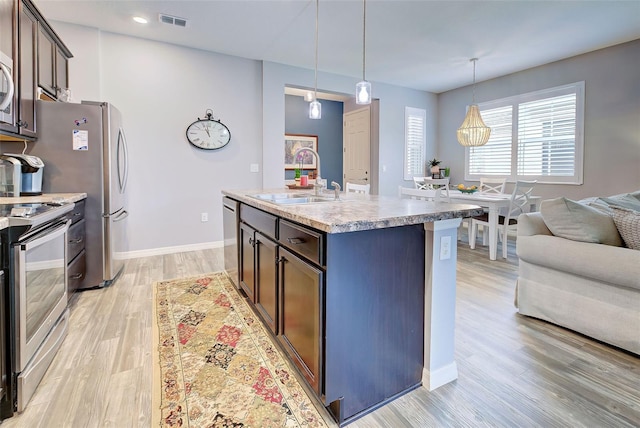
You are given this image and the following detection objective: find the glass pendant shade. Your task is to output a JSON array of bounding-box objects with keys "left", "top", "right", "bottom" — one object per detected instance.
[
  {"left": 457, "top": 104, "right": 491, "bottom": 147},
  {"left": 356, "top": 80, "right": 371, "bottom": 105},
  {"left": 309, "top": 100, "right": 322, "bottom": 119},
  {"left": 355, "top": 0, "right": 371, "bottom": 105},
  {"left": 308, "top": 0, "right": 321, "bottom": 120}
]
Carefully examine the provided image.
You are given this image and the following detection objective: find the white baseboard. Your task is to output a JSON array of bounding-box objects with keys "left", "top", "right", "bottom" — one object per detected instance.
[
  {"left": 422, "top": 362, "right": 458, "bottom": 391},
  {"left": 122, "top": 240, "right": 224, "bottom": 259}
]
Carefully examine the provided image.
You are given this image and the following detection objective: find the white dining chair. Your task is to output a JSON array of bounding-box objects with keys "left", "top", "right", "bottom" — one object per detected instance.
[
  {"left": 464, "top": 177, "right": 508, "bottom": 243},
  {"left": 412, "top": 177, "right": 451, "bottom": 201},
  {"left": 479, "top": 177, "right": 507, "bottom": 194},
  {"left": 345, "top": 182, "right": 370, "bottom": 195},
  {"left": 413, "top": 177, "right": 430, "bottom": 189},
  {"left": 398, "top": 186, "right": 449, "bottom": 203},
  {"left": 469, "top": 180, "right": 537, "bottom": 258}
]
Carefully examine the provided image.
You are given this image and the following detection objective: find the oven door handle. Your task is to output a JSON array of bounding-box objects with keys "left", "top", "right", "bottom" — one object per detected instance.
[{"left": 21, "top": 220, "right": 71, "bottom": 251}]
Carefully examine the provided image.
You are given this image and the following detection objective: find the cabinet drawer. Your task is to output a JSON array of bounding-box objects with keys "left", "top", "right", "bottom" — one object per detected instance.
[
  {"left": 240, "top": 204, "right": 277, "bottom": 240},
  {"left": 67, "top": 199, "right": 85, "bottom": 224},
  {"left": 67, "top": 218, "right": 85, "bottom": 262},
  {"left": 279, "top": 220, "right": 323, "bottom": 266},
  {"left": 67, "top": 249, "right": 86, "bottom": 295}
]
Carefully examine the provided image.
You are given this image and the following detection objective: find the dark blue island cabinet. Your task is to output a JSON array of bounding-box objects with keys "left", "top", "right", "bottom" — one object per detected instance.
[{"left": 237, "top": 202, "right": 425, "bottom": 426}]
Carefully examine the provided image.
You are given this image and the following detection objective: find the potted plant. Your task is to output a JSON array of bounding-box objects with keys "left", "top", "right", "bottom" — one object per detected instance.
[{"left": 428, "top": 158, "right": 442, "bottom": 176}]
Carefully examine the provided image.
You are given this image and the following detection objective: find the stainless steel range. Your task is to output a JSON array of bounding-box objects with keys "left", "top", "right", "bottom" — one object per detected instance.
[{"left": 0, "top": 201, "right": 74, "bottom": 419}]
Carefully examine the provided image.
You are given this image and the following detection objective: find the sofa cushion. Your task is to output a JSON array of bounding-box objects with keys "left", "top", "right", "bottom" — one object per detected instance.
[
  {"left": 598, "top": 195, "right": 640, "bottom": 211},
  {"left": 540, "top": 197, "right": 623, "bottom": 246},
  {"left": 611, "top": 206, "right": 640, "bottom": 250}
]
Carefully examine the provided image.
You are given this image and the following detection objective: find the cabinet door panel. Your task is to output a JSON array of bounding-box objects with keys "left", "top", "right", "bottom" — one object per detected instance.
[
  {"left": 18, "top": 3, "right": 36, "bottom": 136},
  {"left": 278, "top": 247, "right": 323, "bottom": 394},
  {"left": 55, "top": 45, "right": 67, "bottom": 92},
  {"left": 37, "top": 27, "right": 55, "bottom": 95},
  {"left": 255, "top": 232, "right": 278, "bottom": 334},
  {"left": 239, "top": 222, "right": 255, "bottom": 301}
]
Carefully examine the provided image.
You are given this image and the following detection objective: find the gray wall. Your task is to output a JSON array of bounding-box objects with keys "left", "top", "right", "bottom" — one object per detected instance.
[
  {"left": 31, "top": 21, "right": 434, "bottom": 254},
  {"left": 438, "top": 39, "right": 640, "bottom": 200},
  {"left": 284, "top": 95, "right": 344, "bottom": 186},
  {"left": 14, "top": 21, "right": 635, "bottom": 255},
  {"left": 261, "top": 61, "right": 436, "bottom": 197}
]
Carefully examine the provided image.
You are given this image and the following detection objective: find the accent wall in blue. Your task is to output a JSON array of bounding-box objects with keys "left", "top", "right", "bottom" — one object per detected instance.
[{"left": 285, "top": 95, "right": 344, "bottom": 187}]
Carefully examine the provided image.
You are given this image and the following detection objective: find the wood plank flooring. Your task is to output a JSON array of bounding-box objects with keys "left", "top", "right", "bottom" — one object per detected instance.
[{"left": 2, "top": 234, "right": 639, "bottom": 427}]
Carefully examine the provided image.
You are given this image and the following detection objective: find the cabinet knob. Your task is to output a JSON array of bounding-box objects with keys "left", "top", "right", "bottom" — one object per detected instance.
[
  {"left": 17, "top": 120, "right": 28, "bottom": 128},
  {"left": 249, "top": 237, "right": 255, "bottom": 246}
]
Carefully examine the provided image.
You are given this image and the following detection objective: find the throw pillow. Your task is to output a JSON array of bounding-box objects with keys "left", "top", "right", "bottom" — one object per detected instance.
[
  {"left": 611, "top": 206, "right": 640, "bottom": 250},
  {"left": 598, "top": 195, "right": 640, "bottom": 211},
  {"left": 540, "top": 197, "right": 623, "bottom": 246}
]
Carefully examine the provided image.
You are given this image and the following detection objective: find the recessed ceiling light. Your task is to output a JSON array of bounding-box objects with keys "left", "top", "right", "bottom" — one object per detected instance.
[{"left": 133, "top": 16, "right": 148, "bottom": 24}]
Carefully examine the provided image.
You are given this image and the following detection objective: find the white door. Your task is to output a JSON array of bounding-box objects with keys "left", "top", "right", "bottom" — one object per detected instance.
[{"left": 343, "top": 107, "right": 370, "bottom": 185}]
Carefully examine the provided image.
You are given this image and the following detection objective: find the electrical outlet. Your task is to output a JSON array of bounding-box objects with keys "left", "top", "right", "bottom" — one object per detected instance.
[
  {"left": 250, "top": 163, "right": 259, "bottom": 173},
  {"left": 440, "top": 235, "right": 451, "bottom": 260},
  {"left": 201, "top": 212, "right": 208, "bottom": 222}
]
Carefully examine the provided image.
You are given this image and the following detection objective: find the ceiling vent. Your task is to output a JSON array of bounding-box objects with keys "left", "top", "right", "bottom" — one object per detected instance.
[{"left": 158, "top": 14, "right": 188, "bottom": 27}]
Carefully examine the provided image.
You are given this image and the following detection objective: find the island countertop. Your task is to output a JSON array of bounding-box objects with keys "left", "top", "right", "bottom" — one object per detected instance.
[{"left": 223, "top": 188, "right": 484, "bottom": 233}]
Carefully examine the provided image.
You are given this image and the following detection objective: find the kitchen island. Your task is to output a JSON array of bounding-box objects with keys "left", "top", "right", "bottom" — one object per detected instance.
[{"left": 222, "top": 189, "right": 483, "bottom": 426}]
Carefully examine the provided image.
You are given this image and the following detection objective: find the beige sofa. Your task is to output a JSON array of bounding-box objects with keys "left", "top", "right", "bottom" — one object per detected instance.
[{"left": 515, "top": 193, "right": 640, "bottom": 355}]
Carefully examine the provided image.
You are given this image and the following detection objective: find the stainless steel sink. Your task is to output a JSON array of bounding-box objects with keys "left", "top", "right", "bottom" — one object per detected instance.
[{"left": 248, "top": 193, "right": 337, "bottom": 205}]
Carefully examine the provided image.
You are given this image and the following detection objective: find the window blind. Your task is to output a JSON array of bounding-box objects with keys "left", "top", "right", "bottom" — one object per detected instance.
[
  {"left": 466, "top": 82, "right": 584, "bottom": 184},
  {"left": 404, "top": 107, "right": 426, "bottom": 180},
  {"left": 469, "top": 106, "right": 512, "bottom": 176},
  {"left": 517, "top": 94, "right": 577, "bottom": 177}
]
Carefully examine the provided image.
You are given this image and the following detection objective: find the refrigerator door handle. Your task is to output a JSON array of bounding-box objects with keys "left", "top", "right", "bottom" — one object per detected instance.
[
  {"left": 117, "top": 127, "right": 129, "bottom": 194},
  {"left": 112, "top": 209, "right": 129, "bottom": 222}
]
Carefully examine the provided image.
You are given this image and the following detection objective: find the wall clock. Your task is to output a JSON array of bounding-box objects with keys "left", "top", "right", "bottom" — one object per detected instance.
[{"left": 186, "top": 109, "right": 231, "bottom": 150}]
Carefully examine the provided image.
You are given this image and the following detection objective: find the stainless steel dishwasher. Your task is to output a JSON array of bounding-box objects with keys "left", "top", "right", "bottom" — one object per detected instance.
[{"left": 222, "top": 197, "right": 239, "bottom": 288}]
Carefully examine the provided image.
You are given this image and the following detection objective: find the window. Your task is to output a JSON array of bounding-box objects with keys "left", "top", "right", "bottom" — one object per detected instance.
[
  {"left": 404, "top": 107, "right": 426, "bottom": 180},
  {"left": 466, "top": 82, "right": 584, "bottom": 184}
]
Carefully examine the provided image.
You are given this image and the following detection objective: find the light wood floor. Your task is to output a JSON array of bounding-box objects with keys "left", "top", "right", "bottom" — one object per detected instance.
[{"left": 3, "top": 235, "right": 639, "bottom": 427}]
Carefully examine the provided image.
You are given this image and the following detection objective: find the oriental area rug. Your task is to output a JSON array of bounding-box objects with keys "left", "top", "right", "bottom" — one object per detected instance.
[{"left": 152, "top": 272, "right": 330, "bottom": 428}]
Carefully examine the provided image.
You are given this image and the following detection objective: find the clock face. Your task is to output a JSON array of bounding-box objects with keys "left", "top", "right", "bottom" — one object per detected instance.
[{"left": 186, "top": 120, "right": 231, "bottom": 150}]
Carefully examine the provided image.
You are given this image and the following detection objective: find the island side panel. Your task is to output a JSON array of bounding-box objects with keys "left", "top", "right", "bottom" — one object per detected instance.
[{"left": 324, "top": 223, "right": 425, "bottom": 422}]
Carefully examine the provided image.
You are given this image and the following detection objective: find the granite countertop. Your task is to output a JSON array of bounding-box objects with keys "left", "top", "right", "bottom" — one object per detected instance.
[
  {"left": 0, "top": 193, "right": 87, "bottom": 231},
  {"left": 223, "top": 188, "right": 484, "bottom": 233},
  {"left": 0, "top": 193, "right": 87, "bottom": 205}
]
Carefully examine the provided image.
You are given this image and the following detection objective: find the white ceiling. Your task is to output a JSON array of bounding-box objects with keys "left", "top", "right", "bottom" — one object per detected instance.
[{"left": 34, "top": 0, "right": 640, "bottom": 94}]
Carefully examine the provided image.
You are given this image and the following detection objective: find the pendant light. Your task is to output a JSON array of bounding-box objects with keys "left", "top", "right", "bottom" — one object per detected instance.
[
  {"left": 355, "top": 0, "right": 371, "bottom": 105},
  {"left": 457, "top": 58, "right": 491, "bottom": 147},
  {"left": 309, "top": 0, "right": 321, "bottom": 119}
]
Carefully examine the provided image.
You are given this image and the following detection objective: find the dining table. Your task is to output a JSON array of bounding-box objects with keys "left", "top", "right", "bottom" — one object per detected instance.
[{"left": 448, "top": 190, "right": 542, "bottom": 260}]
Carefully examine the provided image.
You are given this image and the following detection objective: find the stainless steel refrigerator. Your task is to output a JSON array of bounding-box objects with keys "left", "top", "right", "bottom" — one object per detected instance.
[{"left": 29, "top": 100, "right": 129, "bottom": 289}]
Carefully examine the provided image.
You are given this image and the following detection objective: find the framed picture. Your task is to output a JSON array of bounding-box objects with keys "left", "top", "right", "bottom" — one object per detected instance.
[{"left": 285, "top": 134, "right": 318, "bottom": 170}]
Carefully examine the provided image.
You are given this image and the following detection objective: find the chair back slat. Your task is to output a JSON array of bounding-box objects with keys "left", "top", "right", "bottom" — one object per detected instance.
[
  {"left": 479, "top": 177, "right": 507, "bottom": 194},
  {"left": 399, "top": 186, "right": 449, "bottom": 203},
  {"left": 505, "top": 180, "right": 537, "bottom": 222},
  {"left": 410, "top": 177, "right": 451, "bottom": 202},
  {"left": 345, "top": 182, "right": 370, "bottom": 194}
]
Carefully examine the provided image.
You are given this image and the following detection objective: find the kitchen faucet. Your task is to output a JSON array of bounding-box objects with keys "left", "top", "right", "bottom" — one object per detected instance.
[
  {"left": 330, "top": 181, "right": 341, "bottom": 200},
  {"left": 293, "top": 147, "right": 324, "bottom": 195}
]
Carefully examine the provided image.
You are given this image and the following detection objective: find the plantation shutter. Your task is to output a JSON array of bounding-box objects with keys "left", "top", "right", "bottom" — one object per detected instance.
[
  {"left": 468, "top": 106, "right": 512, "bottom": 176},
  {"left": 404, "top": 107, "right": 426, "bottom": 180},
  {"left": 465, "top": 82, "right": 583, "bottom": 184},
  {"left": 517, "top": 93, "right": 577, "bottom": 177}
]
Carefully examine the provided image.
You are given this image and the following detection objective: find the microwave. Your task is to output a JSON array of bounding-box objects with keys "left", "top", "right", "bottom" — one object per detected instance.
[{"left": 0, "top": 50, "right": 14, "bottom": 125}]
